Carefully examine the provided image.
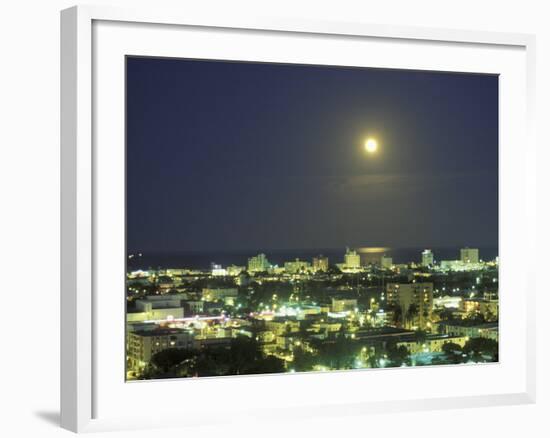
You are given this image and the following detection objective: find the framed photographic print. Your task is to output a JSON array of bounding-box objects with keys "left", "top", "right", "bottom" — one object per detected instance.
[{"left": 61, "top": 5, "right": 536, "bottom": 433}]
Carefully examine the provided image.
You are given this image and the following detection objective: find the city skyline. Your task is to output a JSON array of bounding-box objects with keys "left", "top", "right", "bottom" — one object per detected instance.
[
  {"left": 127, "top": 245, "right": 497, "bottom": 271},
  {"left": 126, "top": 244, "right": 499, "bottom": 379}
]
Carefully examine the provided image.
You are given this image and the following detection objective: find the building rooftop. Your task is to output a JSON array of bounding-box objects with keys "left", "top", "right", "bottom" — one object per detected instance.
[
  {"left": 440, "top": 321, "right": 498, "bottom": 329},
  {"left": 131, "top": 328, "right": 193, "bottom": 337}
]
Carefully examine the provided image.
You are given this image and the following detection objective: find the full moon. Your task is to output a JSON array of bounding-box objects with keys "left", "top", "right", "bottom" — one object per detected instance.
[{"left": 365, "top": 138, "right": 378, "bottom": 153}]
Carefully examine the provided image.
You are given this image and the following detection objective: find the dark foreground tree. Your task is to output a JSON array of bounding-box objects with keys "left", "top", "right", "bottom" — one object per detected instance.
[
  {"left": 292, "top": 348, "right": 317, "bottom": 372},
  {"left": 463, "top": 337, "right": 498, "bottom": 362},
  {"left": 386, "top": 344, "right": 410, "bottom": 367},
  {"left": 441, "top": 342, "right": 464, "bottom": 364},
  {"left": 188, "top": 336, "right": 286, "bottom": 377},
  {"left": 151, "top": 348, "right": 197, "bottom": 373}
]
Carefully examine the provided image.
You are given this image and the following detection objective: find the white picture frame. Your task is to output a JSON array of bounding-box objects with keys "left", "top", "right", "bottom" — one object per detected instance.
[{"left": 60, "top": 4, "right": 536, "bottom": 433}]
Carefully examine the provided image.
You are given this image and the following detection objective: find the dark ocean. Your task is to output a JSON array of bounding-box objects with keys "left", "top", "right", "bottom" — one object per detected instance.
[{"left": 127, "top": 246, "right": 498, "bottom": 271}]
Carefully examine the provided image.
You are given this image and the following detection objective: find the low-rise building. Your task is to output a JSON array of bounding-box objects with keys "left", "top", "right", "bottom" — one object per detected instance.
[
  {"left": 396, "top": 335, "right": 469, "bottom": 354},
  {"left": 265, "top": 319, "right": 301, "bottom": 335},
  {"left": 439, "top": 321, "right": 498, "bottom": 341},
  {"left": 194, "top": 336, "right": 233, "bottom": 350},
  {"left": 433, "top": 296, "right": 462, "bottom": 309},
  {"left": 331, "top": 297, "right": 358, "bottom": 312},
  {"left": 439, "top": 260, "right": 483, "bottom": 272},
  {"left": 164, "top": 268, "right": 190, "bottom": 277},
  {"left": 460, "top": 298, "right": 499, "bottom": 320},
  {"left": 310, "top": 321, "right": 342, "bottom": 334},
  {"left": 135, "top": 294, "right": 187, "bottom": 309},
  {"left": 127, "top": 295, "right": 186, "bottom": 322},
  {"left": 256, "top": 331, "right": 276, "bottom": 344},
  {"left": 182, "top": 299, "right": 204, "bottom": 315},
  {"left": 127, "top": 329, "right": 195, "bottom": 372},
  {"left": 202, "top": 287, "right": 238, "bottom": 303},
  {"left": 380, "top": 255, "right": 393, "bottom": 269}
]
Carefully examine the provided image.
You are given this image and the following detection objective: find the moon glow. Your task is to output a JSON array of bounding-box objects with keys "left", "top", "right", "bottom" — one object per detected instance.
[{"left": 365, "top": 138, "right": 378, "bottom": 153}]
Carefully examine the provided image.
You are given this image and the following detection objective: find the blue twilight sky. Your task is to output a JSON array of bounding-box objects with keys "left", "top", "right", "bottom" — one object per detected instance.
[{"left": 126, "top": 57, "right": 498, "bottom": 253}]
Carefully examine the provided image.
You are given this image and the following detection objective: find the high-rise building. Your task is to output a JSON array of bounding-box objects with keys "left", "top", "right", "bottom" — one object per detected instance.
[
  {"left": 247, "top": 253, "right": 270, "bottom": 273},
  {"left": 421, "top": 249, "right": 434, "bottom": 267},
  {"left": 460, "top": 247, "right": 479, "bottom": 264},
  {"left": 386, "top": 282, "right": 434, "bottom": 330},
  {"left": 312, "top": 255, "right": 329, "bottom": 272},
  {"left": 226, "top": 265, "right": 245, "bottom": 276},
  {"left": 381, "top": 255, "right": 393, "bottom": 269},
  {"left": 211, "top": 263, "right": 228, "bottom": 276},
  {"left": 344, "top": 247, "right": 361, "bottom": 269},
  {"left": 356, "top": 247, "right": 389, "bottom": 265},
  {"left": 284, "top": 258, "right": 311, "bottom": 274}
]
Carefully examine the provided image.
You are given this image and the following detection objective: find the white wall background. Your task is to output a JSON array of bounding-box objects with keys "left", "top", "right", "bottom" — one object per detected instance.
[{"left": 0, "top": 0, "right": 547, "bottom": 436}]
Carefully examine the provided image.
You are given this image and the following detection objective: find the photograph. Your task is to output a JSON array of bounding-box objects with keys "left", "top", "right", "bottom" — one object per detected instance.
[{"left": 125, "top": 56, "right": 499, "bottom": 381}]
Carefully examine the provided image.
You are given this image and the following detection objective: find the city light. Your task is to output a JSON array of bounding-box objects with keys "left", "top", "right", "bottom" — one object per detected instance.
[
  {"left": 126, "top": 246, "right": 498, "bottom": 380},
  {"left": 124, "top": 59, "right": 499, "bottom": 382}
]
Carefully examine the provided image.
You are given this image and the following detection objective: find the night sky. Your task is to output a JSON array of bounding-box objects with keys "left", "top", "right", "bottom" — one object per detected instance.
[{"left": 126, "top": 57, "right": 498, "bottom": 253}]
